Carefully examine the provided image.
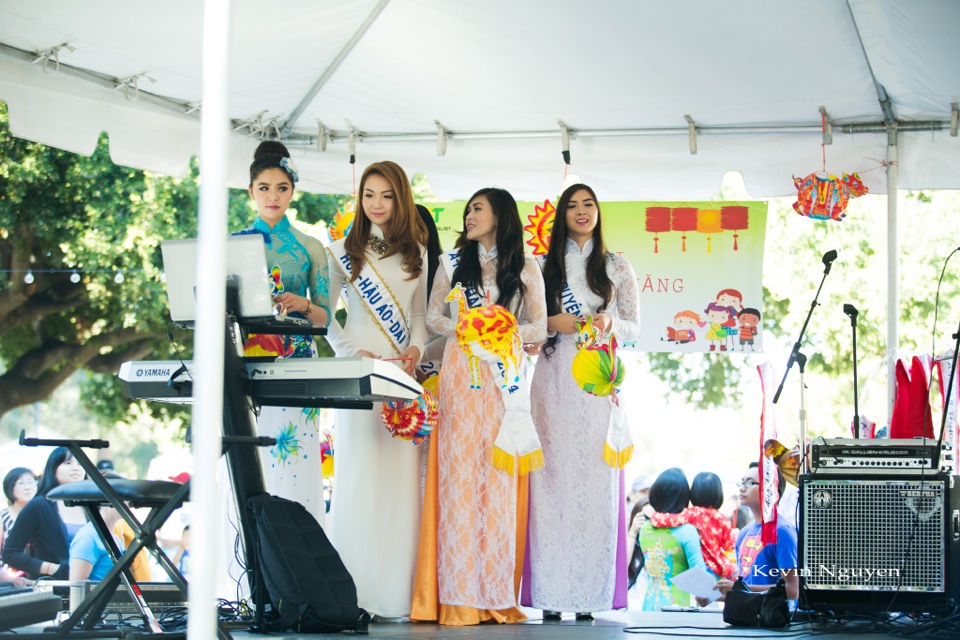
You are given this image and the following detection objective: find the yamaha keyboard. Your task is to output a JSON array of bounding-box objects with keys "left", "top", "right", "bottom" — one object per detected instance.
[
  {"left": 119, "top": 357, "right": 422, "bottom": 409},
  {"left": 0, "top": 585, "right": 63, "bottom": 630}
]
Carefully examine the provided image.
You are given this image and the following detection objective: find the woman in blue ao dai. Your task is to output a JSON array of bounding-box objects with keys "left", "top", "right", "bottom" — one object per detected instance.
[{"left": 240, "top": 141, "right": 330, "bottom": 525}]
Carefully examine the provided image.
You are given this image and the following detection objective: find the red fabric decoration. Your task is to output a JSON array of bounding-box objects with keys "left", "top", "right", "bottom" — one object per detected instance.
[{"left": 890, "top": 355, "right": 934, "bottom": 439}]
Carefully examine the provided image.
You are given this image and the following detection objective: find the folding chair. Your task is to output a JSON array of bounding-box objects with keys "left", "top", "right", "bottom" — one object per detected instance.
[{"left": 17, "top": 431, "right": 229, "bottom": 640}]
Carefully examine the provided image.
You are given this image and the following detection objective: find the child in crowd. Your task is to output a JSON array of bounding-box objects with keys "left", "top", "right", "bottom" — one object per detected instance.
[{"left": 649, "top": 471, "right": 736, "bottom": 580}]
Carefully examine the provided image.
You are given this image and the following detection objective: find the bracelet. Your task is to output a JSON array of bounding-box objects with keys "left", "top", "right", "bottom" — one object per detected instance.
[{"left": 303, "top": 299, "right": 312, "bottom": 315}]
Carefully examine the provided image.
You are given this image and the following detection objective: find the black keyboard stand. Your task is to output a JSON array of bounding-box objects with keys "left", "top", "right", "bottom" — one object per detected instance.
[{"left": 17, "top": 431, "right": 217, "bottom": 639}]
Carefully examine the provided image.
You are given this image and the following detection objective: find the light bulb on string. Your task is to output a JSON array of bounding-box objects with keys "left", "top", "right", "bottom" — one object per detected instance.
[
  {"left": 24, "top": 270, "right": 35, "bottom": 284},
  {"left": 114, "top": 270, "right": 125, "bottom": 284},
  {"left": 70, "top": 270, "right": 81, "bottom": 283}
]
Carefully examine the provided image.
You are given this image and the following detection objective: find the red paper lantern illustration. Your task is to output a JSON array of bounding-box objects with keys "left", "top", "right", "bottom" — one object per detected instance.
[
  {"left": 644, "top": 207, "right": 671, "bottom": 253},
  {"left": 671, "top": 207, "right": 698, "bottom": 252},
  {"left": 721, "top": 206, "right": 749, "bottom": 250},
  {"left": 697, "top": 209, "right": 723, "bottom": 253}
]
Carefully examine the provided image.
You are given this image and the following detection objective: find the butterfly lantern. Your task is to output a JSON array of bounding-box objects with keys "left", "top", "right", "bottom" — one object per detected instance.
[
  {"left": 762, "top": 438, "right": 800, "bottom": 487},
  {"left": 793, "top": 171, "right": 868, "bottom": 222},
  {"left": 445, "top": 283, "right": 544, "bottom": 475},
  {"left": 570, "top": 315, "right": 632, "bottom": 468}
]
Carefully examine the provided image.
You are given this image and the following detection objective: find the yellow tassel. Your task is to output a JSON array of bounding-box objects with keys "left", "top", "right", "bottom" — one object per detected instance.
[
  {"left": 517, "top": 448, "right": 545, "bottom": 475},
  {"left": 492, "top": 447, "right": 516, "bottom": 474},
  {"left": 603, "top": 443, "right": 634, "bottom": 469},
  {"left": 618, "top": 445, "right": 634, "bottom": 468}
]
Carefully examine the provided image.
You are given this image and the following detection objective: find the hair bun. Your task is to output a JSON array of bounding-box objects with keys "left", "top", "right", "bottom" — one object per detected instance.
[{"left": 254, "top": 140, "right": 291, "bottom": 160}]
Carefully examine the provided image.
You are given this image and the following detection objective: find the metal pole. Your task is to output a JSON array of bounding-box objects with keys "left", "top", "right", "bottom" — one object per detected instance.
[{"left": 886, "top": 135, "right": 899, "bottom": 423}]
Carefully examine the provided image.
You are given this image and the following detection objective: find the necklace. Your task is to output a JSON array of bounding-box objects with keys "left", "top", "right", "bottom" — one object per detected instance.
[{"left": 368, "top": 234, "right": 390, "bottom": 255}]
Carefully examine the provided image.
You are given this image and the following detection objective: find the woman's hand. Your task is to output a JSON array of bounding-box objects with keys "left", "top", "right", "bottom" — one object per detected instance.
[
  {"left": 523, "top": 341, "right": 543, "bottom": 355},
  {"left": 273, "top": 292, "right": 307, "bottom": 316},
  {"left": 548, "top": 313, "right": 581, "bottom": 335},
  {"left": 592, "top": 313, "right": 613, "bottom": 335},
  {"left": 396, "top": 346, "right": 421, "bottom": 377},
  {"left": 628, "top": 512, "right": 646, "bottom": 542},
  {"left": 356, "top": 350, "right": 379, "bottom": 360}
]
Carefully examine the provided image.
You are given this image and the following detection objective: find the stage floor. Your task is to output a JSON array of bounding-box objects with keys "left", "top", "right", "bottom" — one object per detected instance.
[
  {"left": 9, "top": 607, "right": 929, "bottom": 638},
  {"left": 224, "top": 609, "right": 903, "bottom": 640}
]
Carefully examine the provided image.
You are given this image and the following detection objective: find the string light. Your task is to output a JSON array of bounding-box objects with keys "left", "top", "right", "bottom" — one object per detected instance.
[
  {"left": 114, "top": 270, "right": 125, "bottom": 284},
  {"left": 1, "top": 268, "right": 144, "bottom": 285},
  {"left": 23, "top": 270, "right": 34, "bottom": 284},
  {"left": 70, "top": 270, "right": 81, "bottom": 283}
]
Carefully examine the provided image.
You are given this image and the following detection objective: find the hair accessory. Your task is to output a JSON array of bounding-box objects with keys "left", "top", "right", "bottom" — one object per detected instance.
[
  {"left": 368, "top": 234, "right": 390, "bottom": 256},
  {"left": 279, "top": 156, "right": 299, "bottom": 183}
]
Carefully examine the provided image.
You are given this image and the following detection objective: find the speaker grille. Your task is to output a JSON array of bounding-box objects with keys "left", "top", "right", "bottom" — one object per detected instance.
[{"left": 802, "top": 478, "right": 945, "bottom": 592}]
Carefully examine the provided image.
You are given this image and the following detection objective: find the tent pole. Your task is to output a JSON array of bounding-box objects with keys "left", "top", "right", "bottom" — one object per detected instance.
[
  {"left": 189, "top": 0, "right": 231, "bottom": 638},
  {"left": 886, "top": 133, "right": 899, "bottom": 425}
]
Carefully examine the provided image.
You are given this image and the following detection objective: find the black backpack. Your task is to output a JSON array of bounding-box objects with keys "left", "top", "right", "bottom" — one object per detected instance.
[{"left": 248, "top": 493, "right": 370, "bottom": 634}]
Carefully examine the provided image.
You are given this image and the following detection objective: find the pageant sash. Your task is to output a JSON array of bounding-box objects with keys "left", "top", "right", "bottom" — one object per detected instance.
[{"left": 327, "top": 241, "right": 410, "bottom": 356}]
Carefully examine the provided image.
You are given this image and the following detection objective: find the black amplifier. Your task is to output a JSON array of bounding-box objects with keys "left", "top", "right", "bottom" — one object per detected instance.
[{"left": 809, "top": 438, "right": 949, "bottom": 475}]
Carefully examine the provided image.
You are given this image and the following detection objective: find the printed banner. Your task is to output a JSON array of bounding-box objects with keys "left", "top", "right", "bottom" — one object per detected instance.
[{"left": 422, "top": 199, "right": 767, "bottom": 354}]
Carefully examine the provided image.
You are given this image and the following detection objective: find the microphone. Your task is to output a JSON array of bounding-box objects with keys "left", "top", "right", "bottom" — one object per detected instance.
[
  {"left": 843, "top": 303, "right": 859, "bottom": 319},
  {"left": 822, "top": 249, "right": 838, "bottom": 274}
]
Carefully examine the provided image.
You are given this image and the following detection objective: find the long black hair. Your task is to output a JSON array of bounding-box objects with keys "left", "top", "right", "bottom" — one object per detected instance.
[
  {"left": 36, "top": 447, "right": 76, "bottom": 496},
  {"left": 451, "top": 188, "right": 526, "bottom": 312},
  {"left": 417, "top": 204, "right": 442, "bottom": 294},
  {"left": 541, "top": 183, "right": 613, "bottom": 357}
]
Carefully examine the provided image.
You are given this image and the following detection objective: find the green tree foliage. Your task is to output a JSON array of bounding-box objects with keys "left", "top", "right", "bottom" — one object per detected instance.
[{"left": 0, "top": 104, "right": 344, "bottom": 427}]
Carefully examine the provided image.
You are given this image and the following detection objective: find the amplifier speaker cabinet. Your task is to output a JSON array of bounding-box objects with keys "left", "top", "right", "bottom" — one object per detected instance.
[{"left": 799, "top": 474, "right": 960, "bottom": 612}]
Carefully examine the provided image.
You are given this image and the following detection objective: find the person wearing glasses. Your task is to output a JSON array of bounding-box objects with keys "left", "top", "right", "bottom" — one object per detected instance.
[
  {"left": 0, "top": 468, "right": 39, "bottom": 582},
  {"left": 697, "top": 462, "right": 799, "bottom": 604}
]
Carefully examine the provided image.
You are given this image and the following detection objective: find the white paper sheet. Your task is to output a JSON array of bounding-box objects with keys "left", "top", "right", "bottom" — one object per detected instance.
[{"left": 669, "top": 566, "right": 721, "bottom": 603}]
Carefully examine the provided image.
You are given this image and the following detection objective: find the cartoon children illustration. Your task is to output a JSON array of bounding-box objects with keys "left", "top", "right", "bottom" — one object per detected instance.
[
  {"left": 662, "top": 310, "right": 706, "bottom": 344},
  {"left": 737, "top": 307, "right": 761, "bottom": 351},
  {"left": 704, "top": 303, "right": 737, "bottom": 352},
  {"left": 715, "top": 289, "right": 743, "bottom": 350}
]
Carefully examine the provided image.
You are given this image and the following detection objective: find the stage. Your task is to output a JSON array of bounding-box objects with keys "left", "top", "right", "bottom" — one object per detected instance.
[{"left": 8, "top": 608, "right": 928, "bottom": 639}]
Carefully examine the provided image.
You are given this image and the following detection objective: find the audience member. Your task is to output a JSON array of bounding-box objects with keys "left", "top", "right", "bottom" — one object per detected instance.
[
  {"left": 632, "top": 468, "right": 708, "bottom": 610},
  {"left": 1, "top": 447, "right": 86, "bottom": 579},
  {"left": 698, "top": 462, "right": 799, "bottom": 604},
  {"left": 70, "top": 506, "right": 124, "bottom": 581},
  {"left": 649, "top": 472, "right": 736, "bottom": 580},
  {"left": 0, "top": 467, "right": 38, "bottom": 581}
]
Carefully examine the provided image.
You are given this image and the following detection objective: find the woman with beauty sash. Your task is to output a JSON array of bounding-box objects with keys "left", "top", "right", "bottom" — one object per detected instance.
[
  {"left": 325, "top": 160, "right": 429, "bottom": 620},
  {"left": 524, "top": 183, "right": 641, "bottom": 619},
  {"left": 411, "top": 187, "right": 547, "bottom": 625}
]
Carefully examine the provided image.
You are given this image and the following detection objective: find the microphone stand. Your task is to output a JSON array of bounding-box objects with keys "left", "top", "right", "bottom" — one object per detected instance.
[
  {"left": 773, "top": 250, "right": 837, "bottom": 405},
  {"left": 774, "top": 250, "right": 836, "bottom": 470},
  {"left": 844, "top": 304, "right": 860, "bottom": 438},
  {"left": 935, "top": 317, "right": 960, "bottom": 471},
  {"left": 796, "top": 352, "right": 809, "bottom": 472}
]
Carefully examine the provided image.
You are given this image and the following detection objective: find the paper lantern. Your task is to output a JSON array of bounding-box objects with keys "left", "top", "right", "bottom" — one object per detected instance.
[
  {"left": 793, "top": 171, "right": 868, "bottom": 221},
  {"left": 721, "top": 206, "right": 749, "bottom": 250},
  {"left": 446, "top": 284, "right": 522, "bottom": 390},
  {"left": 644, "top": 207, "right": 671, "bottom": 253},
  {"left": 697, "top": 209, "right": 723, "bottom": 253},
  {"left": 671, "top": 207, "right": 698, "bottom": 252},
  {"left": 381, "top": 390, "right": 438, "bottom": 445},
  {"left": 571, "top": 334, "right": 625, "bottom": 398},
  {"left": 320, "top": 432, "right": 334, "bottom": 479}
]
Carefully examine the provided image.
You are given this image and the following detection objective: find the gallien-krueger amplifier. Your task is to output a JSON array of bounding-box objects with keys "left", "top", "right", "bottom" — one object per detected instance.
[
  {"left": 799, "top": 474, "right": 960, "bottom": 612},
  {"left": 809, "top": 437, "right": 949, "bottom": 475}
]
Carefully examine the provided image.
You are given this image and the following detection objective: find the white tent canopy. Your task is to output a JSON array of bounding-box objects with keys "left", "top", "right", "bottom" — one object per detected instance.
[{"left": 1, "top": 0, "right": 958, "bottom": 200}]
